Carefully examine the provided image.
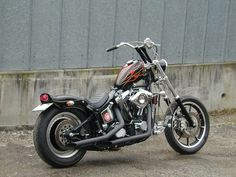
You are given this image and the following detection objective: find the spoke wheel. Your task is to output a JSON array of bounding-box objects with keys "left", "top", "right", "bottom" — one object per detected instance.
[
  {"left": 172, "top": 102, "right": 206, "bottom": 149},
  {"left": 164, "top": 96, "right": 209, "bottom": 154}
]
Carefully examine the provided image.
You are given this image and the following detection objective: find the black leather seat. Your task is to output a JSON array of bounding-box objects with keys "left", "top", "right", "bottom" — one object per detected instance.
[
  {"left": 52, "top": 93, "right": 109, "bottom": 109},
  {"left": 52, "top": 95, "right": 80, "bottom": 102},
  {"left": 86, "top": 93, "right": 109, "bottom": 109}
]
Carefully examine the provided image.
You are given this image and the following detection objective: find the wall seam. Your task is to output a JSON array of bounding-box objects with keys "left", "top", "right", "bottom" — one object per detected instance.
[
  {"left": 160, "top": 0, "right": 166, "bottom": 58},
  {"left": 58, "top": 0, "right": 64, "bottom": 69},
  {"left": 223, "top": 0, "right": 231, "bottom": 62},
  {"left": 202, "top": 0, "right": 209, "bottom": 64},
  {"left": 137, "top": 0, "right": 142, "bottom": 41},
  {"left": 181, "top": 0, "right": 188, "bottom": 64},
  {"left": 28, "top": 0, "right": 33, "bottom": 70},
  {"left": 86, "top": 0, "right": 92, "bottom": 68},
  {"left": 112, "top": 0, "right": 118, "bottom": 67},
  {"left": 0, "top": 2, "right": 4, "bottom": 69}
]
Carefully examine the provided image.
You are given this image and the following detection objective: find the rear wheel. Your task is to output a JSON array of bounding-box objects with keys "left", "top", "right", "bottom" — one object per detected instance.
[
  {"left": 33, "top": 107, "right": 89, "bottom": 168},
  {"left": 164, "top": 96, "right": 209, "bottom": 154}
]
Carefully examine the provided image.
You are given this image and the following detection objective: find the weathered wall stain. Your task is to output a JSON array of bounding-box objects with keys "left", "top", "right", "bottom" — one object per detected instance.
[{"left": 0, "top": 63, "right": 235, "bottom": 126}]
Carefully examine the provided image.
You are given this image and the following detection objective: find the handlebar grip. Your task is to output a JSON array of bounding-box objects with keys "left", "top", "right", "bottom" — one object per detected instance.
[{"left": 106, "top": 46, "right": 118, "bottom": 52}]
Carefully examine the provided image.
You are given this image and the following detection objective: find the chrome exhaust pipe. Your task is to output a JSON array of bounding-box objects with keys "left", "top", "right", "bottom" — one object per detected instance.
[
  {"left": 110, "top": 105, "right": 152, "bottom": 145},
  {"left": 73, "top": 106, "right": 124, "bottom": 147}
]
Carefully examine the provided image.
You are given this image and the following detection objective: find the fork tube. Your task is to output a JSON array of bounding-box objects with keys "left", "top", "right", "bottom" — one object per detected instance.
[
  {"left": 155, "top": 62, "right": 178, "bottom": 98},
  {"left": 155, "top": 62, "right": 195, "bottom": 127}
]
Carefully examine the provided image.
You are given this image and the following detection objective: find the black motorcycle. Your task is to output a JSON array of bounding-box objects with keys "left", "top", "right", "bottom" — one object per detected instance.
[{"left": 32, "top": 38, "right": 209, "bottom": 168}]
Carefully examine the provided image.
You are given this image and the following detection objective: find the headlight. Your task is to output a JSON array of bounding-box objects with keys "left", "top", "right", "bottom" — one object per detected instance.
[{"left": 159, "top": 59, "right": 168, "bottom": 72}]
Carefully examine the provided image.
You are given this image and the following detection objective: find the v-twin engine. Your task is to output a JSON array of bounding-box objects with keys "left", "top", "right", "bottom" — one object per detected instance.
[
  {"left": 113, "top": 89, "right": 153, "bottom": 138},
  {"left": 129, "top": 89, "right": 153, "bottom": 108}
]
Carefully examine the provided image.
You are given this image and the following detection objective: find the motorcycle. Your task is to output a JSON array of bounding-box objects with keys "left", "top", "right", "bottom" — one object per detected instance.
[{"left": 32, "top": 38, "right": 209, "bottom": 168}]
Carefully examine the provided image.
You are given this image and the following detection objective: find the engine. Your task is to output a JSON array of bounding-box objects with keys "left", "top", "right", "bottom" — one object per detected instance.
[
  {"left": 99, "top": 89, "right": 153, "bottom": 139},
  {"left": 114, "top": 89, "right": 153, "bottom": 138}
]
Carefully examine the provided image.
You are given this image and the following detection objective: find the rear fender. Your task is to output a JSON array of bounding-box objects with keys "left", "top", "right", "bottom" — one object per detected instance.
[{"left": 32, "top": 93, "right": 89, "bottom": 115}]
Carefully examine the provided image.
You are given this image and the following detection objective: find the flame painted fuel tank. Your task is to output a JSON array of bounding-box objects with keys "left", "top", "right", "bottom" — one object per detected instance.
[{"left": 115, "top": 60, "right": 145, "bottom": 89}]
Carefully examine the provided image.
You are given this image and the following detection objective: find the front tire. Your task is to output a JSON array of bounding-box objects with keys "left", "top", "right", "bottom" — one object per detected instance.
[
  {"left": 164, "top": 96, "right": 209, "bottom": 154},
  {"left": 33, "top": 107, "right": 89, "bottom": 168}
]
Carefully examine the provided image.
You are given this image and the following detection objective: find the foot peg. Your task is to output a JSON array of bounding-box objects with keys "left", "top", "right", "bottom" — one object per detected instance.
[{"left": 153, "top": 121, "right": 166, "bottom": 135}]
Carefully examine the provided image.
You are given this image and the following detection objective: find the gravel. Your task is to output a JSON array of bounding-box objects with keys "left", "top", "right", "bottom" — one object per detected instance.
[{"left": 0, "top": 110, "right": 236, "bottom": 177}]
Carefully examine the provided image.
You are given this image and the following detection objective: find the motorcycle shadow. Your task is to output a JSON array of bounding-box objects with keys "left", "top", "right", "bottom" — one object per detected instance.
[{"left": 79, "top": 152, "right": 137, "bottom": 167}]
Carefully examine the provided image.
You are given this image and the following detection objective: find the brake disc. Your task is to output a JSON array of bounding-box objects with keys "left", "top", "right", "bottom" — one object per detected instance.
[
  {"left": 175, "top": 112, "right": 200, "bottom": 138},
  {"left": 54, "top": 120, "right": 75, "bottom": 150}
]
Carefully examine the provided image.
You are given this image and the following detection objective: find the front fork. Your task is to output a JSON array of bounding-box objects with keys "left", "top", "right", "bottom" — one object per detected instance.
[{"left": 154, "top": 61, "right": 195, "bottom": 128}]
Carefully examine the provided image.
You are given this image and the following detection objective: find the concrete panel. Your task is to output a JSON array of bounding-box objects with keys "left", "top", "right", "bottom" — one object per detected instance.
[
  {"left": 0, "top": 0, "right": 31, "bottom": 71},
  {"left": 204, "top": 0, "right": 228, "bottom": 63},
  {"left": 0, "top": 0, "right": 236, "bottom": 71},
  {"left": 0, "top": 63, "right": 236, "bottom": 126},
  {"left": 225, "top": 0, "right": 236, "bottom": 62},
  {"left": 30, "top": 0, "right": 62, "bottom": 70},
  {"left": 114, "top": 0, "right": 141, "bottom": 66},
  {"left": 139, "top": 0, "right": 163, "bottom": 42},
  {"left": 161, "top": 0, "right": 187, "bottom": 64},
  {"left": 60, "top": 0, "right": 89, "bottom": 69},
  {"left": 166, "top": 63, "right": 236, "bottom": 111},
  {"left": 183, "top": 0, "right": 208, "bottom": 64},
  {"left": 87, "top": 0, "right": 116, "bottom": 67},
  {"left": 0, "top": 74, "right": 22, "bottom": 125},
  {"left": 139, "top": 0, "right": 164, "bottom": 59}
]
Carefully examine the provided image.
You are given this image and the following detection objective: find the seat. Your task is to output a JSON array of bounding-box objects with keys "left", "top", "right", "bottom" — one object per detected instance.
[
  {"left": 52, "top": 95, "right": 80, "bottom": 102},
  {"left": 52, "top": 93, "right": 109, "bottom": 109},
  {"left": 86, "top": 93, "right": 109, "bottom": 109}
]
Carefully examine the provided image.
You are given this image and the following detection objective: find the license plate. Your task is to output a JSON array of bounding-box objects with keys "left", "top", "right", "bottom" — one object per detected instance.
[{"left": 32, "top": 103, "right": 53, "bottom": 112}]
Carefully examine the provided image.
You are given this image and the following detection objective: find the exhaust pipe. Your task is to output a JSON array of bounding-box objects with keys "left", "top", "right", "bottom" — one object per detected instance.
[
  {"left": 111, "top": 105, "right": 152, "bottom": 145},
  {"left": 73, "top": 106, "right": 124, "bottom": 147}
]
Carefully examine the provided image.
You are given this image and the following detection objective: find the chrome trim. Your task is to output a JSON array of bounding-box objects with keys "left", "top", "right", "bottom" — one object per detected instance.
[{"left": 129, "top": 89, "right": 153, "bottom": 108}]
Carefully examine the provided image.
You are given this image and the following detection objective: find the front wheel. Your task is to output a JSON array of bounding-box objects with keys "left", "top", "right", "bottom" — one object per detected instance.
[
  {"left": 33, "top": 107, "right": 89, "bottom": 168},
  {"left": 164, "top": 96, "right": 209, "bottom": 154}
]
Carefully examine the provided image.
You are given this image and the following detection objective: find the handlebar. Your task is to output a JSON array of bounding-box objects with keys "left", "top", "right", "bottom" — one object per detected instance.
[
  {"left": 106, "top": 38, "right": 161, "bottom": 64},
  {"left": 106, "top": 38, "right": 160, "bottom": 52},
  {"left": 106, "top": 46, "right": 118, "bottom": 52}
]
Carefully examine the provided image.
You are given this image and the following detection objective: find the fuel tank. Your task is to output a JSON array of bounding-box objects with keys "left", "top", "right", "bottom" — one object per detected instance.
[{"left": 115, "top": 60, "right": 145, "bottom": 89}]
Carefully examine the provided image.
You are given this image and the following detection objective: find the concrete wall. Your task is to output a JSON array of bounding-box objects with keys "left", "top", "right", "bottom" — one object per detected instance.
[
  {"left": 1, "top": 1, "right": 236, "bottom": 127},
  {"left": 0, "top": 63, "right": 235, "bottom": 127},
  {"left": 1, "top": 0, "right": 236, "bottom": 71}
]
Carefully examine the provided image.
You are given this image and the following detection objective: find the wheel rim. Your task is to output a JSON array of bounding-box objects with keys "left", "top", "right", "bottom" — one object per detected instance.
[
  {"left": 171, "top": 102, "right": 207, "bottom": 149},
  {"left": 46, "top": 112, "right": 81, "bottom": 158}
]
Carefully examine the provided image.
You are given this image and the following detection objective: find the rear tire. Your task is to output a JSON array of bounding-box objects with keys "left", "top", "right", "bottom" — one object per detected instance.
[
  {"left": 33, "top": 107, "right": 89, "bottom": 168},
  {"left": 164, "top": 96, "right": 209, "bottom": 154}
]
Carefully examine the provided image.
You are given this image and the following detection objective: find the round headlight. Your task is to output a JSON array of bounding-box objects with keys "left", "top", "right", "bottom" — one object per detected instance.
[{"left": 159, "top": 59, "right": 168, "bottom": 72}]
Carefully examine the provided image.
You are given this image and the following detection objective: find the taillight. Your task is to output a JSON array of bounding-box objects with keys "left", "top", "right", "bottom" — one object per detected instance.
[{"left": 40, "top": 94, "right": 49, "bottom": 102}]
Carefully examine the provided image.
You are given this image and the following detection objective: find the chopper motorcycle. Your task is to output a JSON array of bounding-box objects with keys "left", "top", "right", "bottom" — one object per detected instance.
[{"left": 32, "top": 38, "right": 209, "bottom": 168}]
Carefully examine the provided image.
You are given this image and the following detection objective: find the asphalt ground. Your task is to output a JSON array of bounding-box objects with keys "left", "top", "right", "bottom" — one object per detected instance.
[{"left": 0, "top": 110, "right": 236, "bottom": 177}]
